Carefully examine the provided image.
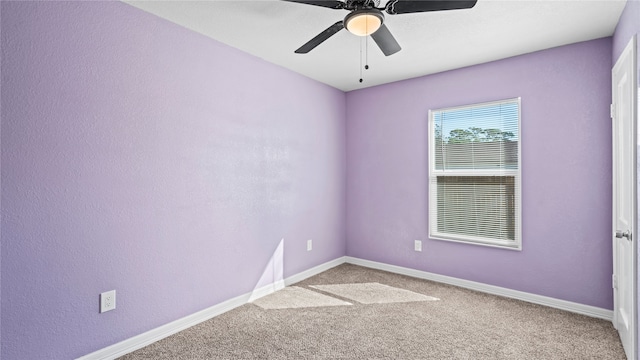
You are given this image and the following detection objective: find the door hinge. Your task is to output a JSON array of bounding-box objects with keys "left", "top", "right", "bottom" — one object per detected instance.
[
  {"left": 613, "top": 274, "right": 618, "bottom": 289},
  {"left": 611, "top": 103, "right": 616, "bottom": 119}
]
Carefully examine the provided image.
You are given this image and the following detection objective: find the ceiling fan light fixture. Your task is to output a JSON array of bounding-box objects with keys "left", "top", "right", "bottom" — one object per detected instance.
[{"left": 344, "top": 9, "right": 384, "bottom": 36}]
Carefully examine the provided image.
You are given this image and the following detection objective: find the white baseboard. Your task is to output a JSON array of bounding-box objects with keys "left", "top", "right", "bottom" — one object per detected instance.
[
  {"left": 78, "top": 255, "right": 611, "bottom": 359},
  {"left": 76, "top": 291, "right": 251, "bottom": 360},
  {"left": 247, "top": 280, "right": 286, "bottom": 302},
  {"left": 76, "top": 257, "right": 346, "bottom": 360},
  {"left": 284, "top": 256, "right": 346, "bottom": 286},
  {"left": 345, "top": 257, "right": 613, "bottom": 321}
]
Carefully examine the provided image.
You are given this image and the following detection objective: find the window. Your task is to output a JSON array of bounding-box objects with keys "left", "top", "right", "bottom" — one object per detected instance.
[{"left": 428, "top": 98, "right": 521, "bottom": 250}]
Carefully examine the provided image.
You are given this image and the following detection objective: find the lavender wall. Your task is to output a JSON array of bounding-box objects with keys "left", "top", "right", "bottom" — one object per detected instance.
[
  {"left": 0, "top": 2, "right": 346, "bottom": 359},
  {"left": 0, "top": 1, "right": 625, "bottom": 359},
  {"left": 613, "top": 0, "right": 640, "bottom": 62},
  {"left": 346, "top": 38, "right": 613, "bottom": 309}
]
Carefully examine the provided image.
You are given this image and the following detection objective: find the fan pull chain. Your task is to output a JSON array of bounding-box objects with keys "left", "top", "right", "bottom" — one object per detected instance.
[
  {"left": 360, "top": 36, "right": 369, "bottom": 82},
  {"left": 365, "top": 33, "right": 369, "bottom": 70},
  {"left": 359, "top": 18, "right": 370, "bottom": 84},
  {"left": 359, "top": 37, "right": 363, "bottom": 83}
]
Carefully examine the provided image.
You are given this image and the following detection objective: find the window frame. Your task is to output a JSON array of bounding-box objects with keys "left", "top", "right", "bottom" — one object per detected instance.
[{"left": 428, "top": 97, "right": 522, "bottom": 250}]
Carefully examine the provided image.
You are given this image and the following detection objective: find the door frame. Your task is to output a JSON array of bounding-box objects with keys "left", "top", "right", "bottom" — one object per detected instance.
[{"left": 612, "top": 34, "right": 638, "bottom": 360}]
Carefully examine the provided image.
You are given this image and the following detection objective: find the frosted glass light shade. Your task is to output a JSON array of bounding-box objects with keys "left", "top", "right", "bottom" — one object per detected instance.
[{"left": 345, "top": 11, "right": 383, "bottom": 36}]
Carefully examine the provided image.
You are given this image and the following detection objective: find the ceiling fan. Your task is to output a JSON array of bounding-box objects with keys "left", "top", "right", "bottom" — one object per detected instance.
[{"left": 284, "top": 0, "right": 477, "bottom": 56}]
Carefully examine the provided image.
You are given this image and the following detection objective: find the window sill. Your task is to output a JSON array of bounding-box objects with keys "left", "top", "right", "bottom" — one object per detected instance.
[{"left": 430, "top": 233, "right": 522, "bottom": 251}]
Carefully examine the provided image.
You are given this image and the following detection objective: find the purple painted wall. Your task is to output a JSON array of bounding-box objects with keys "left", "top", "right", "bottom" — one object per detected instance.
[
  {"left": 1, "top": 2, "right": 346, "bottom": 359},
  {"left": 0, "top": 0, "right": 627, "bottom": 359},
  {"left": 613, "top": 0, "right": 640, "bottom": 62},
  {"left": 346, "top": 38, "right": 613, "bottom": 309}
]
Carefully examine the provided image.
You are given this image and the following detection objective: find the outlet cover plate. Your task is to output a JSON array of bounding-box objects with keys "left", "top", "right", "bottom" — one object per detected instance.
[
  {"left": 307, "top": 239, "right": 313, "bottom": 251},
  {"left": 100, "top": 290, "right": 116, "bottom": 313},
  {"left": 414, "top": 240, "right": 422, "bottom": 252}
]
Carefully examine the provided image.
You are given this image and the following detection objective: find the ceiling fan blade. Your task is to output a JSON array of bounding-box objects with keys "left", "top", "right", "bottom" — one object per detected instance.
[
  {"left": 282, "top": 0, "right": 345, "bottom": 10},
  {"left": 386, "top": 0, "right": 477, "bottom": 15},
  {"left": 370, "top": 24, "right": 401, "bottom": 56},
  {"left": 295, "top": 21, "right": 345, "bottom": 54}
]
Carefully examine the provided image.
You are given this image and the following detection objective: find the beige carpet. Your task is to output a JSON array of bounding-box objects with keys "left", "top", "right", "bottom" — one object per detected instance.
[
  {"left": 252, "top": 286, "right": 352, "bottom": 309},
  {"left": 119, "top": 264, "right": 626, "bottom": 359},
  {"left": 310, "top": 282, "right": 439, "bottom": 304}
]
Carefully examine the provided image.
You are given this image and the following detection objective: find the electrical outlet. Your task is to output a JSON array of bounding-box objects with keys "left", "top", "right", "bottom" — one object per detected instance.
[
  {"left": 307, "top": 239, "right": 313, "bottom": 251},
  {"left": 414, "top": 240, "right": 422, "bottom": 252},
  {"left": 100, "top": 290, "right": 116, "bottom": 313}
]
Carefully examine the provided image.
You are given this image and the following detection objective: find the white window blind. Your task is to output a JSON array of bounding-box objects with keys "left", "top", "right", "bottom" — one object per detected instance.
[{"left": 429, "top": 98, "right": 521, "bottom": 249}]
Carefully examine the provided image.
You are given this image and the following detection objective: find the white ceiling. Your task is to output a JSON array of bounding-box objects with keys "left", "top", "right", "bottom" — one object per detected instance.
[{"left": 124, "top": 0, "right": 626, "bottom": 92}]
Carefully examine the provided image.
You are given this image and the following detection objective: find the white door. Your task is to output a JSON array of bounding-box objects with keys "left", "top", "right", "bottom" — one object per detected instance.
[{"left": 613, "top": 35, "right": 637, "bottom": 360}]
